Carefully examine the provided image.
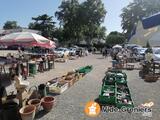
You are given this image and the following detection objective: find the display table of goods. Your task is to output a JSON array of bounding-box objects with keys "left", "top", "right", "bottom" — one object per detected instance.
[
  {"left": 99, "top": 69, "right": 134, "bottom": 108},
  {"left": 0, "top": 65, "right": 93, "bottom": 120},
  {"left": 77, "top": 65, "right": 93, "bottom": 74},
  {"left": 47, "top": 65, "right": 93, "bottom": 94}
]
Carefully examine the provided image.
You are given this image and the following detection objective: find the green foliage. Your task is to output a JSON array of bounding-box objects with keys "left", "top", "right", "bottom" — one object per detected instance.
[
  {"left": 52, "top": 28, "right": 64, "bottom": 43},
  {"left": 55, "top": 0, "right": 107, "bottom": 45},
  {"left": 3, "top": 21, "right": 21, "bottom": 29},
  {"left": 106, "top": 31, "right": 126, "bottom": 45},
  {"left": 80, "top": 0, "right": 107, "bottom": 44},
  {"left": 121, "top": 0, "right": 160, "bottom": 37},
  {"left": 28, "top": 14, "right": 55, "bottom": 39},
  {"left": 55, "top": 0, "right": 81, "bottom": 44}
]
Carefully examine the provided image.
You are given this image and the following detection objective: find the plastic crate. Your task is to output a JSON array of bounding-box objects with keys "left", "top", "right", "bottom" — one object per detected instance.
[
  {"left": 116, "top": 78, "right": 127, "bottom": 84},
  {"left": 78, "top": 65, "right": 93, "bottom": 74},
  {"left": 99, "top": 94, "right": 115, "bottom": 104},
  {"left": 106, "top": 69, "right": 122, "bottom": 74},
  {"left": 102, "top": 85, "right": 115, "bottom": 91},
  {"left": 99, "top": 85, "right": 116, "bottom": 104},
  {"left": 115, "top": 72, "right": 127, "bottom": 80},
  {"left": 116, "top": 96, "right": 134, "bottom": 108},
  {"left": 103, "top": 73, "right": 116, "bottom": 85},
  {"left": 115, "top": 84, "right": 134, "bottom": 108}
]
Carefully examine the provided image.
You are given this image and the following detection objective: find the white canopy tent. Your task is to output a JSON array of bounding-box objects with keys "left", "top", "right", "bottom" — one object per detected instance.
[{"left": 112, "top": 44, "right": 122, "bottom": 49}]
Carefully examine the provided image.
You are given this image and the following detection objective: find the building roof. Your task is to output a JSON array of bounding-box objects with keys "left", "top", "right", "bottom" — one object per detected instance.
[
  {"left": 128, "top": 12, "right": 160, "bottom": 40},
  {"left": 142, "top": 12, "right": 160, "bottom": 29}
]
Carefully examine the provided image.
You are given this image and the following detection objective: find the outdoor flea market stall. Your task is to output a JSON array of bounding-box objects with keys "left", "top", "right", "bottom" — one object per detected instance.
[
  {"left": 0, "top": 65, "right": 93, "bottom": 120},
  {"left": 110, "top": 44, "right": 160, "bottom": 82},
  {"left": 0, "top": 32, "right": 56, "bottom": 80},
  {"left": 0, "top": 32, "right": 57, "bottom": 120}
]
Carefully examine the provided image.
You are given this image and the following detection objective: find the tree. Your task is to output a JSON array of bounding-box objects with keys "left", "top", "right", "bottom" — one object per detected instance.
[
  {"left": 55, "top": 0, "right": 80, "bottom": 44},
  {"left": 55, "top": 0, "right": 107, "bottom": 45},
  {"left": 80, "top": 0, "right": 107, "bottom": 44},
  {"left": 120, "top": 0, "right": 160, "bottom": 38},
  {"left": 97, "top": 26, "right": 106, "bottom": 39},
  {"left": 3, "top": 21, "right": 21, "bottom": 29},
  {"left": 52, "top": 28, "right": 64, "bottom": 44},
  {"left": 28, "top": 14, "right": 56, "bottom": 39},
  {"left": 106, "top": 31, "right": 126, "bottom": 45}
]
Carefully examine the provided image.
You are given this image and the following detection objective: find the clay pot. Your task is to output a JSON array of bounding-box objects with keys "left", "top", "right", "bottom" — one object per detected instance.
[
  {"left": 41, "top": 96, "right": 55, "bottom": 112},
  {"left": 28, "top": 99, "right": 41, "bottom": 113},
  {"left": 19, "top": 105, "right": 36, "bottom": 120}
]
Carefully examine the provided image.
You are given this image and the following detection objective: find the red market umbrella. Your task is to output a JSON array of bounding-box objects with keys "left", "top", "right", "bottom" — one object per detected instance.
[{"left": 0, "top": 32, "right": 56, "bottom": 48}]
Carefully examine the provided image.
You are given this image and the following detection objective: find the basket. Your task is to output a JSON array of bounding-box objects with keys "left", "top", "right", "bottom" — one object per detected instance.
[{"left": 144, "top": 74, "right": 159, "bottom": 82}]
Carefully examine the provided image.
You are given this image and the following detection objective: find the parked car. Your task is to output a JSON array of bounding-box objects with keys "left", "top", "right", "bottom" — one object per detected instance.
[
  {"left": 54, "top": 48, "right": 69, "bottom": 57},
  {"left": 76, "top": 47, "right": 86, "bottom": 56},
  {"left": 68, "top": 47, "right": 77, "bottom": 56},
  {"left": 133, "top": 47, "right": 147, "bottom": 61},
  {"left": 125, "top": 44, "right": 142, "bottom": 50},
  {"left": 152, "top": 48, "right": 160, "bottom": 61}
]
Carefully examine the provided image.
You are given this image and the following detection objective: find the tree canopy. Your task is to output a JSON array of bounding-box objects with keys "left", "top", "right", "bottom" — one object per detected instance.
[
  {"left": 28, "top": 14, "right": 56, "bottom": 39},
  {"left": 106, "top": 31, "right": 126, "bottom": 45},
  {"left": 55, "top": 0, "right": 107, "bottom": 45},
  {"left": 3, "top": 21, "right": 21, "bottom": 29},
  {"left": 55, "top": 0, "right": 80, "bottom": 44},
  {"left": 120, "top": 0, "right": 160, "bottom": 38}
]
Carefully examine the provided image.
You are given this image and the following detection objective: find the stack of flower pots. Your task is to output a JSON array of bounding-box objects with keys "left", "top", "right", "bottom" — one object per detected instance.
[
  {"left": 98, "top": 68, "right": 134, "bottom": 108},
  {"left": 19, "top": 96, "right": 55, "bottom": 120}
]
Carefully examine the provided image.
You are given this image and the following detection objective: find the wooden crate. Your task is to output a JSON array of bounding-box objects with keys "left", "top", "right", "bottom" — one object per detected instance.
[
  {"left": 49, "top": 82, "right": 69, "bottom": 94},
  {"left": 63, "top": 78, "right": 75, "bottom": 87}
]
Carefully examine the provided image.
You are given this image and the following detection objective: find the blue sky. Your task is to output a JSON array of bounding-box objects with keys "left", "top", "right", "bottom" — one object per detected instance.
[{"left": 0, "top": 0, "right": 132, "bottom": 34}]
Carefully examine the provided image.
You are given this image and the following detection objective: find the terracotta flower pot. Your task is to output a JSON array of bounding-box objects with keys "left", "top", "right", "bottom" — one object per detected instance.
[
  {"left": 28, "top": 99, "right": 41, "bottom": 113},
  {"left": 19, "top": 105, "right": 36, "bottom": 120},
  {"left": 41, "top": 96, "right": 55, "bottom": 112}
]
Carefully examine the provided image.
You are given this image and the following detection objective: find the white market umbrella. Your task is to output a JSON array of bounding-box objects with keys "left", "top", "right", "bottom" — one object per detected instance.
[
  {"left": 112, "top": 44, "right": 122, "bottom": 49},
  {"left": 0, "top": 32, "right": 56, "bottom": 48}
]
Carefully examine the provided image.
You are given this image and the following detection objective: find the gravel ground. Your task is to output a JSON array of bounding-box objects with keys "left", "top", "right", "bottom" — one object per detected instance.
[{"left": 2, "top": 53, "right": 160, "bottom": 120}]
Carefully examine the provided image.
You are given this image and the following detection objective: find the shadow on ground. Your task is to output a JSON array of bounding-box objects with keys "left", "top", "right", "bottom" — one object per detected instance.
[
  {"left": 35, "top": 110, "right": 49, "bottom": 119},
  {"left": 97, "top": 57, "right": 105, "bottom": 59}
]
